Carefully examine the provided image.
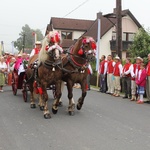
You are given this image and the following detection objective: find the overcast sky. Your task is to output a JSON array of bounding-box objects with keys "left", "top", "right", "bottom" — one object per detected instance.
[{"left": 0, "top": 0, "right": 150, "bottom": 51}]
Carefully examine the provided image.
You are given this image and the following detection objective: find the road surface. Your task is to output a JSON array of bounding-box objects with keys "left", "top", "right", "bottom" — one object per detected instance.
[{"left": 0, "top": 85, "right": 150, "bottom": 150}]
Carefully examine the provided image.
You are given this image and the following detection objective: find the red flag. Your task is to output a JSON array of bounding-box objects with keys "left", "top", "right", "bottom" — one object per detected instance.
[{"left": 32, "top": 32, "right": 35, "bottom": 36}]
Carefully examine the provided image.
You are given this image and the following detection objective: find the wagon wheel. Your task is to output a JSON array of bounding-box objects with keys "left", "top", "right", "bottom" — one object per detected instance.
[
  {"left": 22, "top": 79, "right": 28, "bottom": 102},
  {"left": 11, "top": 73, "right": 17, "bottom": 95}
]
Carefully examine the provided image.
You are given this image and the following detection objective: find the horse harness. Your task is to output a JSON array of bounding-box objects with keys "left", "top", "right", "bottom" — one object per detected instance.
[
  {"left": 27, "top": 45, "right": 90, "bottom": 82},
  {"left": 43, "top": 59, "right": 62, "bottom": 71},
  {"left": 60, "top": 47, "right": 89, "bottom": 74}
]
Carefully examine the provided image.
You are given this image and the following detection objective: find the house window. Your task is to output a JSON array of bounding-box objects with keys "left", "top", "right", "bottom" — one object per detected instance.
[
  {"left": 123, "top": 32, "right": 135, "bottom": 41},
  {"left": 128, "top": 33, "right": 135, "bottom": 41},
  {"left": 61, "top": 31, "right": 72, "bottom": 40},
  {"left": 112, "top": 32, "right": 116, "bottom": 40}
]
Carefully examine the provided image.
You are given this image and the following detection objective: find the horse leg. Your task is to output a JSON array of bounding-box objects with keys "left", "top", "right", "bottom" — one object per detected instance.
[
  {"left": 77, "top": 79, "right": 87, "bottom": 110},
  {"left": 58, "top": 81, "right": 65, "bottom": 107},
  {"left": 67, "top": 81, "right": 75, "bottom": 115},
  {"left": 38, "top": 95, "right": 45, "bottom": 111},
  {"left": 30, "top": 84, "right": 36, "bottom": 109},
  {"left": 42, "top": 89, "right": 51, "bottom": 119},
  {"left": 52, "top": 81, "right": 62, "bottom": 114}
]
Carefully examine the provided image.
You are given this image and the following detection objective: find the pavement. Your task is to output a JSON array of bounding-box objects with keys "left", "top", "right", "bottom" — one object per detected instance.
[
  {"left": 1, "top": 85, "right": 150, "bottom": 150},
  {"left": 89, "top": 86, "right": 149, "bottom": 103}
]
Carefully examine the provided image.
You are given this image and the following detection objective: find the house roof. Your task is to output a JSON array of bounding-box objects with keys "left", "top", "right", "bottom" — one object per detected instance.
[
  {"left": 50, "top": 17, "right": 94, "bottom": 31},
  {"left": 122, "top": 9, "right": 142, "bottom": 28},
  {"left": 45, "top": 9, "right": 142, "bottom": 47},
  {"left": 84, "top": 16, "right": 116, "bottom": 40},
  {"left": 84, "top": 9, "right": 142, "bottom": 41}
]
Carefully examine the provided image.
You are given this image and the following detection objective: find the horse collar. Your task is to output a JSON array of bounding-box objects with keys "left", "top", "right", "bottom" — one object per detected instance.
[
  {"left": 69, "top": 47, "right": 87, "bottom": 68},
  {"left": 43, "top": 59, "right": 62, "bottom": 69}
]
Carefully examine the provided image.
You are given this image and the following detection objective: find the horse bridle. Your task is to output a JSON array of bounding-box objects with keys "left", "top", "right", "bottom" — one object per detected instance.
[
  {"left": 46, "top": 43, "right": 62, "bottom": 59},
  {"left": 43, "top": 43, "right": 63, "bottom": 69}
]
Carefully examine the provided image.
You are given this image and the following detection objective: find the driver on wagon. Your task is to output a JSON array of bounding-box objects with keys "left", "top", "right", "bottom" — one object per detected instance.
[{"left": 30, "top": 41, "right": 42, "bottom": 57}]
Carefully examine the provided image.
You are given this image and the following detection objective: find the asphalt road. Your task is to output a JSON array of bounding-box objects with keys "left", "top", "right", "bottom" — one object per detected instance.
[{"left": 0, "top": 85, "right": 150, "bottom": 150}]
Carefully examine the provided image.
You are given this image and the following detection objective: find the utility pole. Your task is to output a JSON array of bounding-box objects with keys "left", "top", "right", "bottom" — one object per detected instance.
[
  {"left": 22, "top": 34, "right": 25, "bottom": 53},
  {"left": 116, "top": 0, "right": 122, "bottom": 59},
  {"left": 11, "top": 41, "right": 14, "bottom": 54}
]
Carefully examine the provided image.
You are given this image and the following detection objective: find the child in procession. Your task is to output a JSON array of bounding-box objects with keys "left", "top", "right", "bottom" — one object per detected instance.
[{"left": 136, "top": 63, "right": 147, "bottom": 104}]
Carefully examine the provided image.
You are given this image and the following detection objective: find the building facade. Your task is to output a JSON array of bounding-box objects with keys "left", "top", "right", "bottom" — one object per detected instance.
[{"left": 45, "top": 9, "right": 142, "bottom": 60}]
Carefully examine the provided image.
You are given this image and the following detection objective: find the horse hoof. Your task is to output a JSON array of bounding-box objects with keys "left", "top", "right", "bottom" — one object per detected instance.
[
  {"left": 68, "top": 111, "right": 75, "bottom": 116},
  {"left": 58, "top": 101, "right": 63, "bottom": 107},
  {"left": 40, "top": 106, "right": 44, "bottom": 111},
  {"left": 76, "top": 104, "right": 81, "bottom": 110},
  {"left": 30, "top": 104, "right": 36, "bottom": 109},
  {"left": 44, "top": 114, "right": 51, "bottom": 119},
  {"left": 52, "top": 108, "right": 58, "bottom": 114}
]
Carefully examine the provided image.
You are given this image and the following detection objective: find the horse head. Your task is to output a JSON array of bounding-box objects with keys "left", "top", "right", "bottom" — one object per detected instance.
[
  {"left": 45, "top": 30, "right": 63, "bottom": 60},
  {"left": 77, "top": 36, "right": 96, "bottom": 62}
]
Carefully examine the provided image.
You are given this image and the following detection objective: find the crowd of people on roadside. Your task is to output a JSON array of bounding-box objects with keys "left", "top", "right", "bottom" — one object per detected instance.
[
  {"left": 99, "top": 54, "right": 150, "bottom": 104},
  {"left": 0, "top": 41, "right": 42, "bottom": 92},
  {"left": 0, "top": 52, "right": 30, "bottom": 92}
]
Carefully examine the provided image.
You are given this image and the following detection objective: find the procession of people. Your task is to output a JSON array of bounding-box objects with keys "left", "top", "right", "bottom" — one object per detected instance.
[{"left": 99, "top": 54, "right": 149, "bottom": 104}]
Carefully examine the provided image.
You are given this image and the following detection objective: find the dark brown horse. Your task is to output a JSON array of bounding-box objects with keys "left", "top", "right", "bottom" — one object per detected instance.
[
  {"left": 52, "top": 36, "right": 96, "bottom": 115},
  {"left": 26, "top": 30, "right": 63, "bottom": 119}
]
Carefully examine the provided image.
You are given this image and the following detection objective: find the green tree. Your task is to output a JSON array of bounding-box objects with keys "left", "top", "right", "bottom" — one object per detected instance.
[
  {"left": 128, "top": 28, "right": 150, "bottom": 64},
  {"left": 14, "top": 24, "right": 44, "bottom": 51}
]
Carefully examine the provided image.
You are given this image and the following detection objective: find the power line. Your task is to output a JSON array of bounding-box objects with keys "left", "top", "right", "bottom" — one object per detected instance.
[
  {"left": 63, "top": 0, "right": 89, "bottom": 17},
  {"left": 39, "top": 0, "right": 89, "bottom": 31}
]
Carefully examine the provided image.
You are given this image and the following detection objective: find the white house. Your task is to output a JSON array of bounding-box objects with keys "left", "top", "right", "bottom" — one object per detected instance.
[{"left": 45, "top": 9, "right": 142, "bottom": 60}]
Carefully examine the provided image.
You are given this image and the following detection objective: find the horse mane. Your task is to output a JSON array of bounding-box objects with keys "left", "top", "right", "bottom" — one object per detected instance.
[
  {"left": 73, "top": 36, "right": 90, "bottom": 54},
  {"left": 38, "top": 30, "right": 62, "bottom": 64},
  {"left": 38, "top": 35, "right": 49, "bottom": 64},
  {"left": 72, "top": 37, "right": 83, "bottom": 54}
]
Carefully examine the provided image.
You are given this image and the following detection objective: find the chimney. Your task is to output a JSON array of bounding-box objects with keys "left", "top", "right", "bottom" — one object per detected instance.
[
  {"left": 97, "top": 12, "right": 102, "bottom": 19},
  {"left": 113, "top": 8, "right": 117, "bottom": 14}
]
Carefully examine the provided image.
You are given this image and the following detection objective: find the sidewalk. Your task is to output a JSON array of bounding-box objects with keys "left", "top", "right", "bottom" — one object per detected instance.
[{"left": 90, "top": 86, "right": 149, "bottom": 102}]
